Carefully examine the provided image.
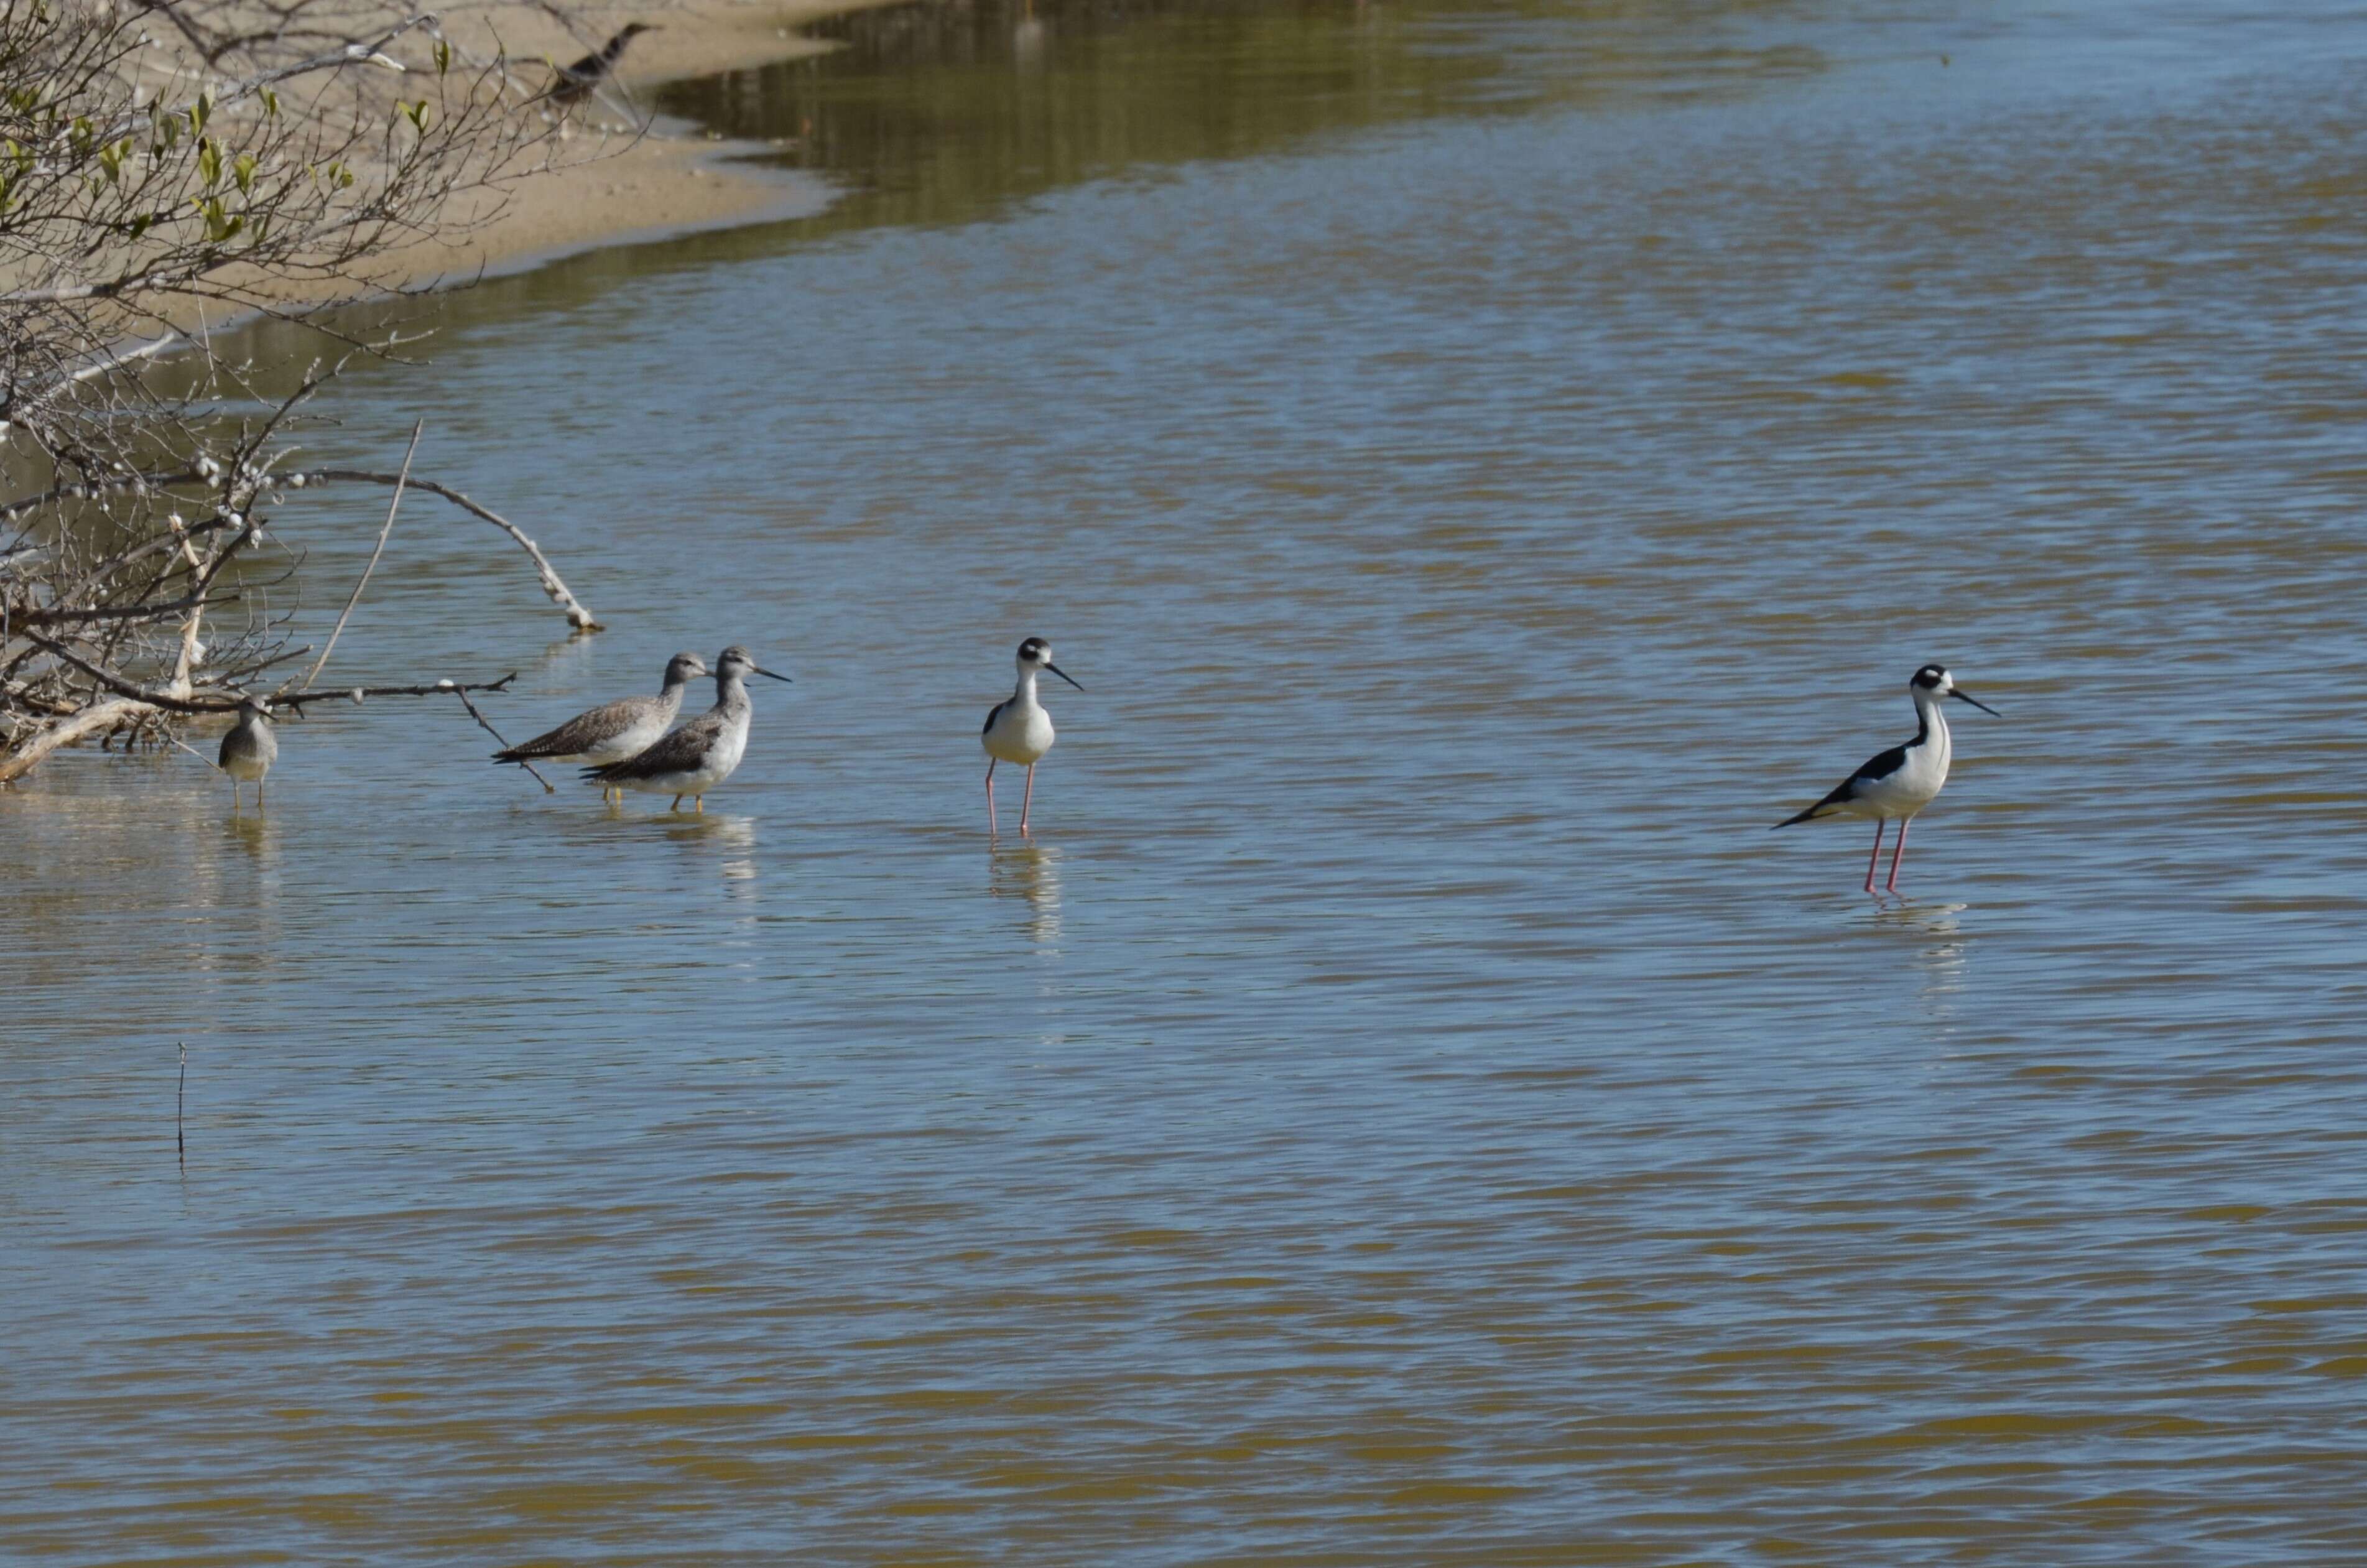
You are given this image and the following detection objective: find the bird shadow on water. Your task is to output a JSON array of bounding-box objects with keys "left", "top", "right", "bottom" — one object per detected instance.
[{"left": 988, "top": 840, "right": 1063, "bottom": 949}]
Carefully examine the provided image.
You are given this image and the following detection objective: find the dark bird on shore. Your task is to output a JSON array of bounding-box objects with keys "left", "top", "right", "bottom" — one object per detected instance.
[{"left": 546, "top": 23, "right": 656, "bottom": 112}]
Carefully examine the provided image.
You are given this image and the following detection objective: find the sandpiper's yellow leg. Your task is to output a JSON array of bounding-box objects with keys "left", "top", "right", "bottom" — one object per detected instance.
[{"left": 695, "top": 796, "right": 704, "bottom": 814}]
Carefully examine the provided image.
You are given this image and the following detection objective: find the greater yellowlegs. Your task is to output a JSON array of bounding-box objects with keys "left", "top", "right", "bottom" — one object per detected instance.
[
  {"left": 584, "top": 645, "right": 787, "bottom": 812},
  {"left": 494, "top": 651, "right": 707, "bottom": 804},
  {"left": 1774, "top": 663, "right": 1999, "bottom": 895},
  {"left": 983, "top": 637, "right": 1083, "bottom": 836},
  {"left": 218, "top": 696, "right": 277, "bottom": 812}
]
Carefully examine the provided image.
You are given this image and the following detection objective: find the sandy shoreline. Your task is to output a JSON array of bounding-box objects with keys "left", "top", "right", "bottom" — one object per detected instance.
[{"left": 386, "top": 0, "right": 893, "bottom": 287}]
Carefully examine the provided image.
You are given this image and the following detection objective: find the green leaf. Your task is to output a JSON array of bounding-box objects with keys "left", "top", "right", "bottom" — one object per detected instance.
[
  {"left": 399, "top": 100, "right": 428, "bottom": 132},
  {"left": 197, "top": 139, "right": 221, "bottom": 189},
  {"left": 233, "top": 152, "right": 256, "bottom": 195},
  {"left": 201, "top": 197, "right": 241, "bottom": 243},
  {"left": 260, "top": 88, "right": 279, "bottom": 118},
  {"left": 434, "top": 40, "right": 452, "bottom": 77},
  {"left": 190, "top": 92, "right": 211, "bottom": 135}
]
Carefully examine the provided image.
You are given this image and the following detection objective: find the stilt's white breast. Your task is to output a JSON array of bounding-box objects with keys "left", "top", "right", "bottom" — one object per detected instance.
[
  {"left": 984, "top": 698, "right": 1055, "bottom": 766},
  {"left": 1856, "top": 707, "right": 1952, "bottom": 820}
]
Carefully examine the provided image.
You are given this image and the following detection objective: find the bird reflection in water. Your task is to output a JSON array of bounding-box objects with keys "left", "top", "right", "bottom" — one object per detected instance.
[
  {"left": 1876, "top": 899, "right": 1970, "bottom": 1020},
  {"left": 664, "top": 812, "right": 760, "bottom": 901},
  {"left": 1012, "top": 0, "right": 1045, "bottom": 68},
  {"left": 989, "top": 840, "right": 1063, "bottom": 948}
]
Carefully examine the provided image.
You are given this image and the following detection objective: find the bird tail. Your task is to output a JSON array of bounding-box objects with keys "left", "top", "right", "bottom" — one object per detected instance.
[{"left": 1771, "top": 792, "right": 1849, "bottom": 829}]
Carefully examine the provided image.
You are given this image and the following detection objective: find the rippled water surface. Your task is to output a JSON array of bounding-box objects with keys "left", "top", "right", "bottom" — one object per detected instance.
[{"left": 11, "top": 1, "right": 2367, "bottom": 1561}]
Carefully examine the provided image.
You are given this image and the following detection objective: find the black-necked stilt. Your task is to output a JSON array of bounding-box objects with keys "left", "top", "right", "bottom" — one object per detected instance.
[
  {"left": 219, "top": 696, "right": 277, "bottom": 812},
  {"left": 983, "top": 637, "right": 1083, "bottom": 837},
  {"left": 583, "top": 645, "right": 787, "bottom": 813},
  {"left": 494, "top": 651, "right": 707, "bottom": 804},
  {"left": 1774, "top": 663, "right": 1999, "bottom": 895}
]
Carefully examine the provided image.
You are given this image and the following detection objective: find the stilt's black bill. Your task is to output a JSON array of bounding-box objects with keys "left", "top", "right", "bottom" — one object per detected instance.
[
  {"left": 1047, "top": 664, "right": 1085, "bottom": 691},
  {"left": 1951, "top": 687, "right": 1999, "bottom": 716},
  {"left": 749, "top": 666, "right": 792, "bottom": 683}
]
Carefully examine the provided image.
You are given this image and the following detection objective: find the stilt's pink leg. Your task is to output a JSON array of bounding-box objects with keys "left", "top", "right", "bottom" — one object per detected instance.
[
  {"left": 1886, "top": 818, "right": 1911, "bottom": 894},
  {"left": 985, "top": 758, "right": 998, "bottom": 835},
  {"left": 1863, "top": 820, "right": 1886, "bottom": 894},
  {"left": 1019, "top": 763, "right": 1036, "bottom": 836}
]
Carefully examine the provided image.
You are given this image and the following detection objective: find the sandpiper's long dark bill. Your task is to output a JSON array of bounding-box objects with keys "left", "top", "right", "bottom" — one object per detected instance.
[
  {"left": 1773, "top": 663, "right": 1998, "bottom": 897},
  {"left": 582, "top": 645, "right": 785, "bottom": 814},
  {"left": 982, "top": 636, "right": 1082, "bottom": 837}
]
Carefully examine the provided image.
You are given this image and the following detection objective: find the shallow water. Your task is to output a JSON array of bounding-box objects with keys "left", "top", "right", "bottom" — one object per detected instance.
[{"left": 11, "top": 1, "right": 2367, "bottom": 1561}]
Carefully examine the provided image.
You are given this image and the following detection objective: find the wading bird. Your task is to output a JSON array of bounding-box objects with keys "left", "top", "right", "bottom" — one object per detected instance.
[
  {"left": 1774, "top": 664, "right": 1999, "bottom": 896},
  {"left": 983, "top": 637, "right": 1083, "bottom": 836},
  {"left": 545, "top": 22, "right": 655, "bottom": 117},
  {"left": 584, "top": 646, "right": 787, "bottom": 812},
  {"left": 493, "top": 651, "right": 707, "bottom": 804},
  {"left": 219, "top": 695, "right": 277, "bottom": 813}
]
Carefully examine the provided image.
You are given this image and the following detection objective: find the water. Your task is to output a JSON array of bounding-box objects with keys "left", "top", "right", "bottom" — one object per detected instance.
[{"left": 11, "top": 1, "right": 2367, "bottom": 1560}]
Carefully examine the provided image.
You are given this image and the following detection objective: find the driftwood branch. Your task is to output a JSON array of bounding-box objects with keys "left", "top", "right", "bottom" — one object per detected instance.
[
  {"left": 305, "top": 420, "right": 422, "bottom": 689},
  {"left": 290, "top": 468, "right": 603, "bottom": 632},
  {"left": 0, "top": 698, "right": 159, "bottom": 783}
]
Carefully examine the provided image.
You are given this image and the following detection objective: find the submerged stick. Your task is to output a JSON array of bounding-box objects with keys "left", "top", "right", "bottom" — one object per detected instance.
[
  {"left": 452, "top": 686, "right": 554, "bottom": 794},
  {"left": 305, "top": 419, "right": 422, "bottom": 690},
  {"left": 177, "top": 1042, "right": 186, "bottom": 1169}
]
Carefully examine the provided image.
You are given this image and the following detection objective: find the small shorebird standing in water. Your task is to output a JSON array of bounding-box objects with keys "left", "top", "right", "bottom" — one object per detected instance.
[
  {"left": 983, "top": 637, "right": 1083, "bottom": 836},
  {"left": 1774, "top": 664, "right": 1999, "bottom": 896},
  {"left": 584, "top": 646, "right": 787, "bottom": 813},
  {"left": 493, "top": 651, "right": 707, "bottom": 804},
  {"left": 219, "top": 695, "right": 277, "bottom": 813}
]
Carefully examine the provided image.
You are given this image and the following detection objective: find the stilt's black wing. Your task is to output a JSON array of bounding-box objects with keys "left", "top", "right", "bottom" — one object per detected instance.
[{"left": 1772, "top": 742, "right": 1905, "bottom": 828}]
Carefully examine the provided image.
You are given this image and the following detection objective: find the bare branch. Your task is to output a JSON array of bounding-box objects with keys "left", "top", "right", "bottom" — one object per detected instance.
[
  {"left": 303, "top": 417, "right": 420, "bottom": 687},
  {"left": 291, "top": 467, "right": 602, "bottom": 631}
]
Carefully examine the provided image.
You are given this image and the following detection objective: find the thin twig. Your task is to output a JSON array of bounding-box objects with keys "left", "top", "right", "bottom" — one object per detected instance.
[
  {"left": 177, "top": 1042, "right": 187, "bottom": 1170},
  {"left": 452, "top": 686, "right": 554, "bottom": 793},
  {"left": 304, "top": 419, "right": 420, "bottom": 689},
  {"left": 24, "top": 633, "right": 515, "bottom": 712}
]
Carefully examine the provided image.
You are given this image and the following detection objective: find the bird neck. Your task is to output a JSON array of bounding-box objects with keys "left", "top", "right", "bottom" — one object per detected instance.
[
  {"left": 1911, "top": 692, "right": 1948, "bottom": 749},
  {"left": 601, "top": 29, "right": 635, "bottom": 61},
  {"left": 1010, "top": 667, "right": 1042, "bottom": 705}
]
